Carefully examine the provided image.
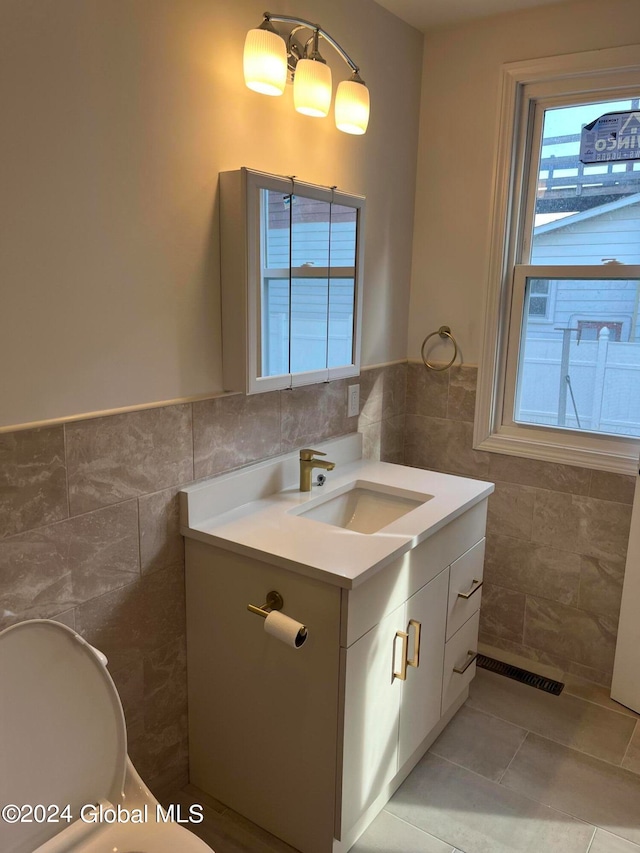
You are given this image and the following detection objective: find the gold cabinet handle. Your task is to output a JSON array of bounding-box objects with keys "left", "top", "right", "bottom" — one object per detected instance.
[
  {"left": 407, "top": 619, "right": 421, "bottom": 668},
  {"left": 453, "top": 650, "right": 478, "bottom": 674},
  {"left": 393, "top": 630, "right": 409, "bottom": 681},
  {"left": 457, "top": 579, "right": 483, "bottom": 600}
]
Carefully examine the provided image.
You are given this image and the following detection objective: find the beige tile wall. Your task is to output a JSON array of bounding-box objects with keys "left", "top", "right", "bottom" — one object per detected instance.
[
  {"left": 2, "top": 358, "right": 631, "bottom": 794},
  {"left": 405, "top": 362, "right": 635, "bottom": 687},
  {"left": 0, "top": 367, "right": 404, "bottom": 793}
]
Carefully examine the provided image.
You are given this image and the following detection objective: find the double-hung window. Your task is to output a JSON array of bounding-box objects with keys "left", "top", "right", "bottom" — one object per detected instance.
[{"left": 476, "top": 46, "right": 640, "bottom": 473}]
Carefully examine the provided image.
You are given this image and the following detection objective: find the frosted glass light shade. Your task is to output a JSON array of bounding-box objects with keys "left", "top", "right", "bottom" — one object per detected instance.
[
  {"left": 293, "top": 59, "right": 332, "bottom": 117},
  {"left": 335, "top": 79, "right": 370, "bottom": 135},
  {"left": 243, "top": 28, "right": 287, "bottom": 96}
]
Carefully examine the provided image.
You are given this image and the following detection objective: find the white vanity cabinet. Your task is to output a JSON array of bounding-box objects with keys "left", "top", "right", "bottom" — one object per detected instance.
[
  {"left": 184, "top": 496, "right": 488, "bottom": 853},
  {"left": 181, "top": 436, "right": 493, "bottom": 853}
]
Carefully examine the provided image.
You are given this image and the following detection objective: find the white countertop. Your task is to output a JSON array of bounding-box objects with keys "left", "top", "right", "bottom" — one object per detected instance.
[{"left": 180, "top": 435, "right": 494, "bottom": 589}]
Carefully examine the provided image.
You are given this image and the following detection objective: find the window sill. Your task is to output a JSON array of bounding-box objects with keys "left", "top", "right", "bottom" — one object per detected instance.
[{"left": 474, "top": 422, "right": 640, "bottom": 475}]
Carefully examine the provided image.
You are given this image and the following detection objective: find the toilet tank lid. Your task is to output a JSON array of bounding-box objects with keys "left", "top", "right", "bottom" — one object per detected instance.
[{"left": 0, "top": 620, "right": 127, "bottom": 853}]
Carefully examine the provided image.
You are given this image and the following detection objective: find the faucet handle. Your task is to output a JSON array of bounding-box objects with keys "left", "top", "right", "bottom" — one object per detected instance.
[{"left": 299, "top": 448, "right": 326, "bottom": 461}]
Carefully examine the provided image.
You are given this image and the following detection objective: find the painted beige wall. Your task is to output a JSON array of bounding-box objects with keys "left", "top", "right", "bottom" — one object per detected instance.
[
  {"left": 407, "top": 0, "right": 640, "bottom": 366},
  {"left": 0, "top": 0, "right": 422, "bottom": 430}
]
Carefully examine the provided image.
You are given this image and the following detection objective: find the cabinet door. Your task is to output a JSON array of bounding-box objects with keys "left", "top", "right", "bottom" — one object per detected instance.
[
  {"left": 339, "top": 602, "right": 406, "bottom": 835},
  {"left": 398, "top": 570, "right": 449, "bottom": 768},
  {"left": 219, "top": 168, "right": 364, "bottom": 395}
]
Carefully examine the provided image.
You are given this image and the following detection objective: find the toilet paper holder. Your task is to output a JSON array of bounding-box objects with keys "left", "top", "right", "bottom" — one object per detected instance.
[
  {"left": 247, "top": 590, "right": 284, "bottom": 618},
  {"left": 247, "top": 591, "right": 308, "bottom": 648}
]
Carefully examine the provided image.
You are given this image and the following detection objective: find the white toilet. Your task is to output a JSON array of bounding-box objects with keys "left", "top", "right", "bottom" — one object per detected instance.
[{"left": 0, "top": 619, "right": 215, "bottom": 853}]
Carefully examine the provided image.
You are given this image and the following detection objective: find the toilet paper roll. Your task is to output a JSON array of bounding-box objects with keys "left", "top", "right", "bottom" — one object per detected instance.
[{"left": 264, "top": 610, "right": 308, "bottom": 648}]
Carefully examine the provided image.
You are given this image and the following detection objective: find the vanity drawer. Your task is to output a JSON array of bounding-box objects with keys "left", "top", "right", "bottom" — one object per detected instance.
[
  {"left": 446, "top": 539, "right": 485, "bottom": 640},
  {"left": 343, "top": 500, "right": 487, "bottom": 648},
  {"left": 441, "top": 610, "right": 480, "bottom": 715}
]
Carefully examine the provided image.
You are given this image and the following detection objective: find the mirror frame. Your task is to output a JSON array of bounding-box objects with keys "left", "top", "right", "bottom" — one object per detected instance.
[{"left": 220, "top": 168, "right": 365, "bottom": 395}]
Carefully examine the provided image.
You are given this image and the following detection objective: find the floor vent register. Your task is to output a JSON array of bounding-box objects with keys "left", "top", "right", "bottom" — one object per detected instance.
[{"left": 476, "top": 654, "right": 564, "bottom": 695}]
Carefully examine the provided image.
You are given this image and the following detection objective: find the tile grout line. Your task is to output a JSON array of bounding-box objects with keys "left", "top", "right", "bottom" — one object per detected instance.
[
  {"left": 476, "top": 665, "right": 640, "bottom": 723},
  {"left": 497, "top": 727, "right": 529, "bottom": 784},
  {"left": 465, "top": 695, "right": 640, "bottom": 775},
  {"left": 563, "top": 688, "right": 640, "bottom": 723},
  {"left": 463, "top": 700, "right": 536, "bottom": 732},
  {"left": 425, "top": 753, "right": 599, "bottom": 836},
  {"left": 423, "top": 750, "right": 518, "bottom": 787},
  {"left": 493, "top": 733, "right": 640, "bottom": 843},
  {"left": 596, "top": 829, "right": 640, "bottom": 852},
  {"left": 0, "top": 494, "right": 143, "bottom": 542},
  {"left": 380, "top": 809, "right": 458, "bottom": 851},
  {"left": 620, "top": 718, "right": 638, "bottom": 768},
  {"left": 479, "top": 633, "right": 615, "bottom": 698},
  {"left": 584, "top": 823, "right": 598, "bottom": 853},
  {"left": 62, "top": 422, "right": 72, "bottom": 520},
  {"left": 135, "top": 496, "right": 142, "bottom": 577},
  {"left": 190, "top": 401, "right": 196, "bottom": 481}
]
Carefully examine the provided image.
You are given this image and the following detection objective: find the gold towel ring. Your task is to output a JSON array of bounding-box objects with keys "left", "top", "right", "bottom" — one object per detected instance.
[{"left": 421, "top": 326, "right": 459, "bottom": 371}]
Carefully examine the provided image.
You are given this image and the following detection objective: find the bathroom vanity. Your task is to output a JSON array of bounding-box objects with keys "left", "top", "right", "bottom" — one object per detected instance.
[{"left": 180, "top": 435, "right": 493, "bottom": 853}]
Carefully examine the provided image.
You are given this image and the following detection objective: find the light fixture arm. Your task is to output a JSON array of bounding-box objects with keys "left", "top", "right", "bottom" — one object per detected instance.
[{"left": 263, "top": 12, "right": 360, "bottom": 74}]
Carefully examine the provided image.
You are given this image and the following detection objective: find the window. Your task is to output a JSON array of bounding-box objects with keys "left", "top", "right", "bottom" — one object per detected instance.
[
  {"left": 576, "top": 321, "right": 623, "bottom": 343},
  {"left": 476, "top": 46, "right": 640, "bottom": 473},
  {"left": 527, "top": 279, "right": 551, "bottom": 319}
]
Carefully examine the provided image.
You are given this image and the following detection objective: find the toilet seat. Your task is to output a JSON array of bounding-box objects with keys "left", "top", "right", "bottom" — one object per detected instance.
[
  {"left": 0, "top": 620, "right": 212, "bottom": 853},
  {"left": 33, "top": 812, "right": 213, "bottom": 853}
]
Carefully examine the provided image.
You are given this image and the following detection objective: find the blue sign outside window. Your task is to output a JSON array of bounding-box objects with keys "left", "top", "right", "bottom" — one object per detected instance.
[{"left": 580, "top": 110, "right": 640, "bottom": 163}]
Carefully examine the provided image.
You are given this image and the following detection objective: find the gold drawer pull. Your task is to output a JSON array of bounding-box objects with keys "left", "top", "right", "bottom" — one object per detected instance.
[
  {"left": 393, "top": 630, "right": 409, "bottom": 681},
  {"left": 453, "top": 650, "right": 478, "bottom": 674},
  {"left": 407, "top": 619, "right": 421, "bottom": 668},
  {"left": 457, "top": 579, "right": 483, "bottom": 600}
]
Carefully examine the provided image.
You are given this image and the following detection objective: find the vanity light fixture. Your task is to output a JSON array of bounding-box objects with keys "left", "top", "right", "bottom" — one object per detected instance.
[{"left": 243, "top": 12, "right": 370, "bottom": 135}]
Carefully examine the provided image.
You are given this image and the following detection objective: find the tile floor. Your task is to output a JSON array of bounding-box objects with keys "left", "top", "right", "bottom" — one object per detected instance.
[{"left": 166, "top": 667, "right": 640, "bottom": 853}]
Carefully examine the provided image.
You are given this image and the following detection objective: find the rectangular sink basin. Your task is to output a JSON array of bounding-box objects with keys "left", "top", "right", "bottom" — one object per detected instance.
[{"left": 291, "top": 481, "right": 433, "bottom": 534}]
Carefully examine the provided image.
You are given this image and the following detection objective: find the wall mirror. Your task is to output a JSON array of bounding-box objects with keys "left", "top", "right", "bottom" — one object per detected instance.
[{"left": 220, "top": 168, "right": 365, "bottom": 394}]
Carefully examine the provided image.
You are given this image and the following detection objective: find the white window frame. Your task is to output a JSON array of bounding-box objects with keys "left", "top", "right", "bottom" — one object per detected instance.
[{"left": 475, "top": 45, "right": 640, "bottom": 474}]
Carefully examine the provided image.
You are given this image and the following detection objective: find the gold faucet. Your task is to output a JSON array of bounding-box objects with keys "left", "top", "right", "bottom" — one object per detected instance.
[{"left": 299, "top": 449, "right": 335, "bottom": 492}]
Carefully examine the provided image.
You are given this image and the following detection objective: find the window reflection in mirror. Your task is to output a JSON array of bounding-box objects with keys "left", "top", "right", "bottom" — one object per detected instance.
[
  {"left": 260, "top": 189, "right": 357, "bottom": 379},
  {"left": 328, "top": 203, "right": 357, "bottom": 368},
  {"left": 219, "top": 168, "right": 363, "bottom": 395}
]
